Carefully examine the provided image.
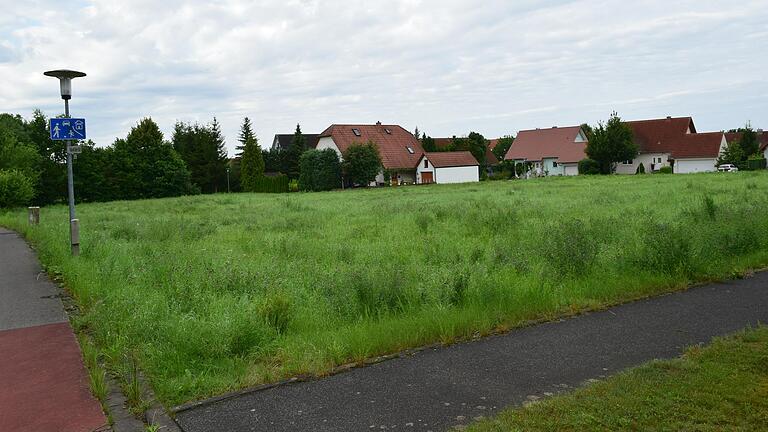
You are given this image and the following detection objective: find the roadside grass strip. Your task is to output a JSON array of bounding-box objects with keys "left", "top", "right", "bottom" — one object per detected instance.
[{"left": 468, "top": 326, "right": 768, "bottom": 432}]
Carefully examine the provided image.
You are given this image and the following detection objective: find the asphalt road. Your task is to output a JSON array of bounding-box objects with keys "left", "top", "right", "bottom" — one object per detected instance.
[{"left": 175, "top": 273, "right": 768, "bottom": 432}]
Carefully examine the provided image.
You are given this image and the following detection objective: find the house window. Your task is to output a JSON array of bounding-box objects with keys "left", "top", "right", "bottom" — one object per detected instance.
[
  {"left": 424, "top": 159, "right": 428, "bottom": 168},
  {"left": 352, "top": 128, "right": 361, "bottom": 137},
  {"left": 385, "top": 128, "right": 392, "bottom": 134},
  {"left": 623, "top": 160, "right": 633, "bottom": 165},
  {"left": 552, "top": 161, "right": 558, "bottom": 168},
  {"left": 406, "top": 146, "right": 415, "bottom": 154}
]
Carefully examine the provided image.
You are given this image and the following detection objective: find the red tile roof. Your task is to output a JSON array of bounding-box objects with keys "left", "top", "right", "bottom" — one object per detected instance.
[
  {"left": 319, "top": 124, "right": 424, "bottom": 169},
  {"left": 432, "top": 137, "right": 498, "bottom": 165},
  {"left": 674, "top": 132, "right": 725, "bottom": 158},
  {"left": 487, "top": 139, "right": 499, "bottom": 150},
  {"left": 423, "top": 151, "right": 479, "bottom": 168},
  {"left": 504, "top": 126, "right": 586, "bottom": 163},
  {"left": 624, "top": 117, "right": 729, "bottom": 159}
]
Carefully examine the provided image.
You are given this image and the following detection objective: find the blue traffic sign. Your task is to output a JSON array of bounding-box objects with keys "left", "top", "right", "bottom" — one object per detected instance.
[{"left": 50, "top": 118, "right": 86, "bottom": 140}]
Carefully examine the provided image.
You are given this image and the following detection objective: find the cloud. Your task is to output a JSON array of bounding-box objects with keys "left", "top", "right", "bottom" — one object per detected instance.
[{"left": 0, "top": 0, "right": 766, "bottom": 152}]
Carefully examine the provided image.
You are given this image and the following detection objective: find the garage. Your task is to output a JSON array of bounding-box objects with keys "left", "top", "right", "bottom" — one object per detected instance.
[
  {"left": 674, "top": 158, "right": 717, "bottom": 174},
  {"left": 416, "top": 152, "right": 479, "bottom": 184}
]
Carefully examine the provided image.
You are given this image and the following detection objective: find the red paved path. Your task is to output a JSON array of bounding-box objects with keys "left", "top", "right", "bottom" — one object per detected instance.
[{"left": 0, "top": 321, "right": 108, "bottom": 432}]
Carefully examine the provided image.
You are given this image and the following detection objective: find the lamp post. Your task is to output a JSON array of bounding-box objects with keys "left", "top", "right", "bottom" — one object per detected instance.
[
  {"left": 227, "top": 166, "right": 231, "bottom": 193},
  {"left": 44, "top": 69, "right": 86, "bottom": 256}
]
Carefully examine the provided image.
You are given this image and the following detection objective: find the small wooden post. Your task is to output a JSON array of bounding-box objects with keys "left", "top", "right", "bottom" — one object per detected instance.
[
  {"left": 70, "top": 218, "right": 80, "bottom": 256},
  {"left": 28, "top": 207, "right": 40, "bottom": 225}
]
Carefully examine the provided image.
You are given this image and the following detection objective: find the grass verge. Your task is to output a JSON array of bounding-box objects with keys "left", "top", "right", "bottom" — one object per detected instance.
[
  {"left": 468, "top": 326, "right": 768, "bottom": 431},
  {"left": 2, "top": 172, "right": 768, "bottom": 406}
]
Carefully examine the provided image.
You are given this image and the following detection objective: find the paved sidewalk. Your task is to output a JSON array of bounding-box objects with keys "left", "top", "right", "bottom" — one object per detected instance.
[
  {"left": 176, "top": 272, "right": 768, "bottom": 432},
  {"left": 0, "top": 228, "right": 107, "bottom": 432}
]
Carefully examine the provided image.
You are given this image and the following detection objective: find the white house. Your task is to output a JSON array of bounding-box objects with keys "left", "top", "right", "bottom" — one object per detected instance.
[
  {"left": 618, "top": 117, "right": 726, "bottom": 174},
  {"left": 316, "top": 122, "right": 424, "bottom": 185},
  {"left": 416, "top": 152, "right": 479, "bottom": 184},
  {"left": 504, "top": 126, "right": 588, "bottom": 176}
]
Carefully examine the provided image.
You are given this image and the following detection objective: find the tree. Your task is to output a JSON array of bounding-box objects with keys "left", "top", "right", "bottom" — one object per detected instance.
[
  {"left": 299, "top": 148, "right": 341, "bottom": 191},
  {"left": 112, "top": 118, "right": 195, "bottom": 199},
  {"left": 452, "top": 132, "right": 488, "bottom": 167},
  {"left": 0, "top": 169, "right": 35, "bottom": 208},
  {"left": 26, "top": 110, "right": 66, "bottom": 205},
  {"left": 421, "top": 135, "right": 437, "bottom": 152},
  {"left": 636, "top": 163, "right": 646, "bottom": 174},
  {"left": 73, "top": 141, "right": 116, "bottom": 202},
  {"left": 734, "top": 122, "right": 759, "bottom": 158},
  {"left": 239, "top": 118, "right": 264, "bottom": 192},
  {"left": 172, "top": 118, "right": 229, "bottom": 193},
  {"left": 413, "top": 126, "right": 421, "bottom": 140},
  {"left": 585, "top": 112, "right": 637, "bottom": 174},
  {"left": 283, "top": 124, "right": 307, "bottom": 179},
  {"left": 342, "top": 141, "right": 382, "bottom": 186},
  {"left": 718, "top": 140, "right": 745, "bottom": 166},
  {"left": 493, "top": 135, "right": 514, "bottom": 161}
]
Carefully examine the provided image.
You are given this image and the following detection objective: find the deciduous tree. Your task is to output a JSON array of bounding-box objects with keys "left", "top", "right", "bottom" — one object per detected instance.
[{"left": 585, "top": 112, "right": 637, "bottom": 174}]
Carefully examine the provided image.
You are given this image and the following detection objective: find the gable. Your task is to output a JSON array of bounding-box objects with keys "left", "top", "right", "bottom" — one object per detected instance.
[{"left": 504, "top": 126, "right": 587, "bottom": 163}]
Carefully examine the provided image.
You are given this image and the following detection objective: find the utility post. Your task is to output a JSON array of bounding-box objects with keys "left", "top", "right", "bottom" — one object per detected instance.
[
  {"left": 44, "top": 69, "right": 86, "bottom": 256},
  {"left": 227, "top": 166, "right": 231, "bottom": 193}
]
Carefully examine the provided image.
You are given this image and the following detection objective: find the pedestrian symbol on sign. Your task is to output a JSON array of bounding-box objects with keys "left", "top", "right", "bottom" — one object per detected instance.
[{"left": 49, "top": 118, "right": 86, "bottom": 141}]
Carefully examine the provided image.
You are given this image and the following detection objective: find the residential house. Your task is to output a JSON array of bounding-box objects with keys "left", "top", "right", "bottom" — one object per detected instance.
[
  {"left": 271, "top": 133, "right": 320, "bottom": 151},
  {"left": 316, "top": 122, "right": 425, "bottom": 185},
  {"left": 504, "top": 126, "right": 588, "bottom": 176},
  {"left": 416, "top": 151, "right": 479, "bottom": 184},
  {"left": 432, "top": 137, "right": 500, "bottom": 173},
  {"left": 619, "top": 117, "right": 726, "bottom": 174}
]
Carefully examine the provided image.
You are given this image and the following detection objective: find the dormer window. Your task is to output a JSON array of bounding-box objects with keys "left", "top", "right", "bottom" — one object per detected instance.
[
  {"left": 352, "top": 128, "right": 361, "bottom": 137},
  {"left": 385, "top": 128, "right": 392, "bottom": 134},
  {"left": 406, "top": 146, "right": 415, "bottom": 154}
]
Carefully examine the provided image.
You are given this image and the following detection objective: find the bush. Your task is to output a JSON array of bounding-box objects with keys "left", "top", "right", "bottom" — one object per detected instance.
[
  {"left": 0, "top": 169, "right": 35, "bottom": 208},
  {"left": 251, "top": 175, "right": 289, "bottom": 193},
  {"left": 745, "top": 156, "right": 767, "bottom": 171},
  {"left": 299, "top": 149, "right": 342, "bottom": 191},
  {"left": 578, "top": 158, "right": 601, "bottom": 175},
  {"left": 343, "top": 141, "right": 382, "bottom": 186},
  {"left": 658, "top": 166, "right": 673, "bottom": 174},
  {"left": 636, "top": 163, "right": 646, "bottom": 174}
]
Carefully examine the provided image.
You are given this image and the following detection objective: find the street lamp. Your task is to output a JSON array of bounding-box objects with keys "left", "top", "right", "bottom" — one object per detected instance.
[
  {"left": 226, "top": 166, "right": 231, "bottom": 193},
  {"left": 44, "top": 69, "right": 86, "bottom": 256}
]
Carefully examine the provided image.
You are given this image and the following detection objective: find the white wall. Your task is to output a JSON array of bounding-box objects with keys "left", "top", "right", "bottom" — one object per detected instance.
[
  {"left": 674, "top": 158, "right": 717, "bottom": 174},
  {"left": 563, "top": 163, "right": 579, "bottom": 176},
  {"left": 434, "top": 166, "right": 479, "bottom": 184},
  {"left": 416, "top": 157, "right": 435, "bottom": 184},
  {"left": 615, "top": 153, "right": 670, "bottom": 174},
  {"left": 316, "top": 137, "right": 341, "bottom": 157}
]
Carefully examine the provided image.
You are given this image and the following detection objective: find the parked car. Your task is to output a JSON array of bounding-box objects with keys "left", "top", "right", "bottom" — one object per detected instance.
[{"left": 718, "top": 164, "right": 739, "bottom": 172}]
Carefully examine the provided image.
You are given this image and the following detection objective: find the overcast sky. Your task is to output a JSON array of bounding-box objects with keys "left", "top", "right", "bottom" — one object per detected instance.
[{"left": 1, "top": 0, "right": 766, "bottom": 155}]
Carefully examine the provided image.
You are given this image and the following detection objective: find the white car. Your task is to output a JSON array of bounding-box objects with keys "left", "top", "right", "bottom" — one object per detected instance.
[{"left": 718, "top": 164, "right": 739, "bottom": 172}]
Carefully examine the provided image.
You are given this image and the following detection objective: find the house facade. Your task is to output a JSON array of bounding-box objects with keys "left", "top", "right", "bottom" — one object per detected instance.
[
  {"left": 316, "top": 122, "right": 425, "bottom": 185},
  {"left": 416, "top": 152, "right": 479, "bottom": 184},
  {"left": 618, "top": 117, "right": 726, "bottom": 174},
  {"left": 503, "top": 126, "right": 588, "bottom": 176}
]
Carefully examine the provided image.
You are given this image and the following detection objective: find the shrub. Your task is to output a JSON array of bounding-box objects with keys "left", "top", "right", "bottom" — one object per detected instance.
[
  {"left": 578, "top": 158, "right": 601, "bottom": 175},
  {"left": 299, "top": 148, "right": 342, "bottom": 191},
  {"left": 250, "top": 175, "right": 289, "bottom": 193},
  {"left": 0, "top": 169, "right": 35, "bottom": 208},
  {"left": 636, "top": 163, "right": 646, "bottom": 174},
  {"left": 343, "top": 141, "right": 382, "bottom": 186},
  {"left": 288, "top": 179, "right": 299, "bottom": 192},
  {"left": 658, "top": 166, "right": 673, "bottom": 174},
  {"left": 745, "top": 156, "right": 767, "bottom": 171}
]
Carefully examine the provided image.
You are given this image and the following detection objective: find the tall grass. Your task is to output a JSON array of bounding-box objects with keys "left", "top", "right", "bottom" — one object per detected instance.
[{"left": 2, "top": 172, "right": 768, "bottom": 406}]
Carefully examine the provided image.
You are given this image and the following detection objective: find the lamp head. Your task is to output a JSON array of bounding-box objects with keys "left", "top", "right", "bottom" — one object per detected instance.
[{"left": 44, "top": 69, "right": 86, "bottom": 100}]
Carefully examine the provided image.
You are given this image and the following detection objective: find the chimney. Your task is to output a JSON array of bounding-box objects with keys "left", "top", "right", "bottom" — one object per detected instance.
[
  {"left": 376, "top": 121, "right": 382, "bottom": 125},
  {"left": 552, "top": 126, "right": 558, "bottom": 128},
  {"left": 666, "top": 116, "right": 672, "bottom": 120}
]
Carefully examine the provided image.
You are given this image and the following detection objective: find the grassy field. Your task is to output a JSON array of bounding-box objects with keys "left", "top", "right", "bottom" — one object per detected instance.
[
  {"left": 468, "top": 326, "right": 768, "bottom": 431},
  {"left": 2, "top": 172, "right": 768, "bottom": 406}
]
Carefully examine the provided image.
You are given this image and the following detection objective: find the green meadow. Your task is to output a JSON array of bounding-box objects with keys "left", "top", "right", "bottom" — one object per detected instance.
[{"left": 2, "top": 172, "right": 768, "bottom": 406}]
